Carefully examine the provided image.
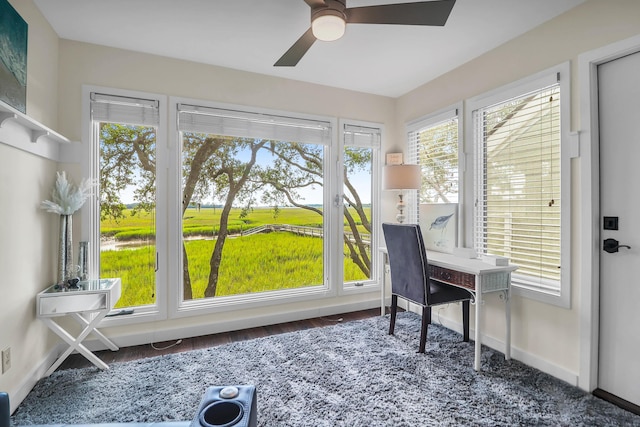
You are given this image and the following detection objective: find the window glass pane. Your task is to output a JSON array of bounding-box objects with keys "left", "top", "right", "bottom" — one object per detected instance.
[
  {"left": 343, "top": 146, "right": 373, "bottom": 283},
  {"left": 180, "top": 133, "right": 325, "bottom": 300},
  {"left": 98, "top": 122, "right": 157, "bottom": 308},
  {"left": 475, "top": 84, "right": 561, "bottom": 288}
]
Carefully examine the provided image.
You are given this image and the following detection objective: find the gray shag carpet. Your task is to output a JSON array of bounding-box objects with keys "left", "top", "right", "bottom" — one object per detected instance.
[{"left": 12, "top": 312, "right": 640, "bottom": 426}]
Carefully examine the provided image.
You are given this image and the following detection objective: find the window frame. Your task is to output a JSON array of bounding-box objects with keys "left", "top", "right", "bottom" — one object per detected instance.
[
  {"left": 338, "top": 119, "right": 383, "bottom": 294},
  {"left": 169, "top": 96, "right": 340, "bottom": 318},
  {"left": 82, "top": 88, "right": 384, "bottom": 325},
  {"left": 81, "top": 85, "right": 169, "bottom": 326},
  {"left": 406, "top": 104, "right": 464, "bottom": 241},
  {"left": 465, "top": 62, "right": 572, "bottom": 308}
]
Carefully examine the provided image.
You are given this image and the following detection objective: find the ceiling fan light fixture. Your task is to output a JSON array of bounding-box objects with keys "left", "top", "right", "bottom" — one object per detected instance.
[
  {"left": 275, "top": 0, "right": 457, "bottom": 67},
  {"left": 311, "top": 10, "right": 346, "bottom": 42}
]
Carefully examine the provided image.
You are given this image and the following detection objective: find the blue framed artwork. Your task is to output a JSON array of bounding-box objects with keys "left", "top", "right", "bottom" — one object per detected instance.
[
  {"left": 0, "top": 0, "right": 28, "bottom": 113},
  {"left": 419, "top": 203, "right": 458, "bottom": 253}
]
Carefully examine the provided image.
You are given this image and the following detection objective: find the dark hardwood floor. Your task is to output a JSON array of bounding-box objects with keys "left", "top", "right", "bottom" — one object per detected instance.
[{"left": 58, "top": 308, "right": 383, "bottom": 371}]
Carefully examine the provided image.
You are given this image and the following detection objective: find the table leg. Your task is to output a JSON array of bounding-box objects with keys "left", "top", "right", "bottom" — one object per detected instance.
[
  {"left": 474, "top": 279, "right": 483, "bottom": 371},
  {"left": 70, "top": 312, "right": 119, "bottom": 351},
  {"left": 42, "top": 311, "right": 112, "bottom": 376},
  {"left": 504, "top": 288, "right": 511, "bottom": 360}
]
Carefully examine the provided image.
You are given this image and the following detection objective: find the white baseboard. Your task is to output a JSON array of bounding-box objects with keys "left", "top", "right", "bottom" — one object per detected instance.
[
  {"left": 432, "top": 315, "right": 579, "bottom": 386},
  {"left": 380, "top": 301, "right": 579, "bottom": 386},
  {"left": 11, "top": 343, "right": 66, "bottom": 414}
]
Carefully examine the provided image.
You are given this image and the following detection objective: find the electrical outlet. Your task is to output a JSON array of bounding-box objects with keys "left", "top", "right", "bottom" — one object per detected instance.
[{"left": 1, "top": 347, "right": 10, "bottom": 373}]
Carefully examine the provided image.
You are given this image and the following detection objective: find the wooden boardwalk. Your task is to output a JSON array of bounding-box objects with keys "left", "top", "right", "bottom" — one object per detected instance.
[{"left": 241, "top": 224, "right": 370, "bottom": 244}]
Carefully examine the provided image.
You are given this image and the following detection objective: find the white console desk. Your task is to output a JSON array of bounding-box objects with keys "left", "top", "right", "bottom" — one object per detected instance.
[
  {"left": 379, "top": 248, "right": 517, "bottom": 371},
  {"left": 37, "top": 278, "right": 121, "bottom": 376}
]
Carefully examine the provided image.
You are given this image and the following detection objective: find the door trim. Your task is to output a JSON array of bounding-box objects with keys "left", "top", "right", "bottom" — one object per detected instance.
[{"left": 578, "top": 34, "right": 640, "bottom": 392}]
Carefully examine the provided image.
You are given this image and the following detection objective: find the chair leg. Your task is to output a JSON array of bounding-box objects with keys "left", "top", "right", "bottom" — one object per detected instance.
[
  {"left": 462, "top": 300, "right": 470, "bottom": 342},
  {"left": 419, "top": 306, "right": 431, "bottom": 353},
  {"left": 389, "top": 294, "right": 398, "bottom": 335}
]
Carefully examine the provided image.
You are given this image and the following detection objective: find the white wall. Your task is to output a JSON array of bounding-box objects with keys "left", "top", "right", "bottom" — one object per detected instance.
[
  {"left": 0, "top": 0, "right": 62, "bottom": 407},
  {"left": 395, "top": 0, "right": 640, "bottom": 384},
  {"left": 56, "top": 41, "right": 396, "bottom": 142}
]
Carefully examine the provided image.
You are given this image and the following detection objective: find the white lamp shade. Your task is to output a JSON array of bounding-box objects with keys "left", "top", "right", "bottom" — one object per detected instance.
[
  {"left": 312, "top": 12, "right": 346, "bottom": 41},
  {"left": 383, "top": 164, "right": 421, "bottom": 190}
]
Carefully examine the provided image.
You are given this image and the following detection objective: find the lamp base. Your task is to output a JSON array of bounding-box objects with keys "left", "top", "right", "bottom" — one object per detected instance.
[{"left": 396, "top": 193, "right": 406, "bottom": 223}]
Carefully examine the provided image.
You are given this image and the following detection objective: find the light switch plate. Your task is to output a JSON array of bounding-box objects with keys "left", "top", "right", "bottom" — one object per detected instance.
[{"left": 1, "top": 347, "right": 10, "bottom": 373}]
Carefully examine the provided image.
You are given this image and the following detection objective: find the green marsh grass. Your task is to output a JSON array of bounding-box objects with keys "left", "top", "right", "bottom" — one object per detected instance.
[{"left": 101, "top": 207, "right": 370, "bottom": 307}]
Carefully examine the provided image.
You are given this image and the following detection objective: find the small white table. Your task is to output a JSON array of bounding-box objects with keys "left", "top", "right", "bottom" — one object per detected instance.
[
  {"left": 379, "top": 248, "right": 517, "bottom": 371},
  {"left": 37, "top": 278, "right": 121, "bottom": 376}
]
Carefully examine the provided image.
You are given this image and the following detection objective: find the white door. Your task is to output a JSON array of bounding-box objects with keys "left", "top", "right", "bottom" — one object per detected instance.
[{"left": 598, "top": 51, "right": 640, "bottom": 407}]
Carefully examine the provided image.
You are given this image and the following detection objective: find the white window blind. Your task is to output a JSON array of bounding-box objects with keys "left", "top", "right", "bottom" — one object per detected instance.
[
  {"left": 343, "top": 124, "right": 381, "bottom": 148},
  {"left": 91, "top": 93, "right": 160, "bottom": 126},
  {"left": 406, "top": 109, "right": 459, "bottom": 226},
  {"left": 474, "top": 82, "right": 561, "bottom": 292},
  {"left": 177, "top": 104, "right": 331, "bottom": 145},
  {"left": 408, "top": 110, "right": 459, "bottom": 204}
]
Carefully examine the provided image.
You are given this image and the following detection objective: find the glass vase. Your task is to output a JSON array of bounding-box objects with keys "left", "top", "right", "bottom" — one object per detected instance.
[{"left": 58, "top": 214, "right": 73, "bottom": 284}]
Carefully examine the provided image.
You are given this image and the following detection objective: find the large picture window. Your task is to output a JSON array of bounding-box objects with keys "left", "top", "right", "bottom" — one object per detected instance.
[
  {"left": 83, "top": 88, "right": 379, "bottom": 321},
  {"left": 176, "top": 104, "right": 331, "bottom": 303}
]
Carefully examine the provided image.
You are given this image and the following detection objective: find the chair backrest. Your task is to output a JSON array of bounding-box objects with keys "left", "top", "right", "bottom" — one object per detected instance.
[{"left": 382, "top": 223, "right": 430, "bottom": 306}]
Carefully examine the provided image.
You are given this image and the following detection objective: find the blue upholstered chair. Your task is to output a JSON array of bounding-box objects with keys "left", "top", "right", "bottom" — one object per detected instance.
[
  {"left": 0, "top": 392, "right": 9, "bottom": 427},
  {"left": 382, "top": 223, "right": 472, "bottom": 353}
]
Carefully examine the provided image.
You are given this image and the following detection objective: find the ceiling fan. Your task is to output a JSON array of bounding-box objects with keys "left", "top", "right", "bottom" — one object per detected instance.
[{"left": 274, "top": 0, "right": 457, "bottom": 67}]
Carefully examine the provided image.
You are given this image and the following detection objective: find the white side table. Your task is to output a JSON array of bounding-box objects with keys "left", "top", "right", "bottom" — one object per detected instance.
[{"left": 37, "top": 278, "right": 121, "bottom": 376}]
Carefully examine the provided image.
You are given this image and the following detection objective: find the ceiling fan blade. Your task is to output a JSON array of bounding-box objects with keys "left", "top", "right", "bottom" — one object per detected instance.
[
  {"left": 304, "top": 0, "right": 326, "bottom": 7},
  {"left": 274, "top": 28, "right": 317, "bottom": 67},
  {"left": 346, "top": 0, "right": 456, "bottom": 26}
]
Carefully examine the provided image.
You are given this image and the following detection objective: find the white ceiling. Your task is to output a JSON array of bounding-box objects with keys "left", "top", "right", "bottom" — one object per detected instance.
[{"left": 33, "top": 0, "right": 585, "bottom": 98}]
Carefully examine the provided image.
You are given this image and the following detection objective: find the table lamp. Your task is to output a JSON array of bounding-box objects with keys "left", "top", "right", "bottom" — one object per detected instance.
[{"left": 383, "top": 164, "right": 421, "bottom": 223}]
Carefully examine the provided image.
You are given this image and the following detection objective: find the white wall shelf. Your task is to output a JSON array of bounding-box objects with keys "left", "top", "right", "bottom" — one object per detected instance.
[{"left": 0, "top": 100, "right": 70, "bottom": 145}]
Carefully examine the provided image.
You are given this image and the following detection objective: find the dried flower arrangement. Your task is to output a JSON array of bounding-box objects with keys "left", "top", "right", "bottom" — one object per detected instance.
[
  {"left": 41, "top": 171, "right": 96, "bottom": 287},
  {"left": 40, "top": 171, "right": 95, "bottom": 215}
]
